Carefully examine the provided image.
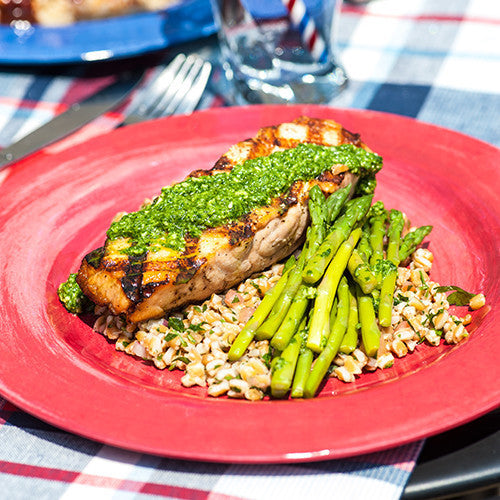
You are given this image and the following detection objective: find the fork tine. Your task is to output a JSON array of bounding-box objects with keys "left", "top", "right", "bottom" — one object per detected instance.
[
  {"left": 161, "top": 57, "right": 204, "bottom": 116},
  {"left": 149, "top": 54, "right": 198, "bottom": 118},
  {"left": 121, "top": 53, "right": 211, "bottom": 126},
  {"left": 175, "top": 61, "right": 212, "bottom": 115},
  {"left": 125, "top": 54, "right": 186, "bottom": 119}
]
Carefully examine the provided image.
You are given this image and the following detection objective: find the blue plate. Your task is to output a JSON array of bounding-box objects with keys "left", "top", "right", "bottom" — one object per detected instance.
[{"left": 0, "top": 0, "right": 216, "bottom": 65}]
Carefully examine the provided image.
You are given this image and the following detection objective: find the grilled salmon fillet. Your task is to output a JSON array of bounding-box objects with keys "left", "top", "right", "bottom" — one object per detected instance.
[{"left": 77, "top": 116, "right": 373, "bottom": 323}]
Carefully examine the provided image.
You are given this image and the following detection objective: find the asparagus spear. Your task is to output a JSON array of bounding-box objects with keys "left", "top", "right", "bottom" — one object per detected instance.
[
  {"left": 347, "top": 248, "right": 378, "bottom": 294},
  {"left": 290, "top": 346, "right": 314, "bottom": 398},
  {"left": 340, "top": 285, "right": 359, "bottom": 354},
  {"left": 290, "top": 320, "right": 313, "bottom": 399},
  {"left": 378, "top": 209, "right": 405, "bottom": 327},
  {"left": 270, "top": 332, "right": 303, "bottom": 398},
  {"left": 378, "top": 268, "right": 398, "bottom": 328},
  {"left": 399, "top": 225, "right": 433, "bottom": 261},
  {"left": 329, "top": 297, "right": 338, "bottom": 329},
  {"left": 356, "top": 285, "right": 380, "bottom": 357},
  {"left": 306, "top": 228, "right": 362, "bottom": 352},
  {"left": 325, "top": 184, "right": 351, "bottom": 224},
  {"left": 386, "top": 209, "right": 405, "bottom": 265},
  {"left": 301, "top": 188, "right": 328, "bottom": 262},
  {"left": 303, "top": 276, "right": 350, "bottom": 398},
  {"left": 228, "top": 257, "right": 295, "bottom": 361},
  {"left": 357, "top": 224, "right": 372, "bottom": 263},
  {"left": 271, "top": 284, "right": 314, "bottom": 351},
  {"left": 302, "top": 195, "right": 372, "bottom": 284},
  {"left": 255, "top": 250, "right": 308, "bottom": 340},
  {"left": 308, "top": 184, "right": 328, "bottom": 228},
  {"left": 368, "top": 201, "right": 387, "bottom": 267}
]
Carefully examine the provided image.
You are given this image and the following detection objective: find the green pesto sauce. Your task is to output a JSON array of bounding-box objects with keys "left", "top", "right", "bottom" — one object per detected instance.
[
  {"left": 107, "top": 143, "right": 382, "bottom": 255},
  {"left": 372, "top": 259, "right": 397, "bottom": 279},
  {"left": 57, "top": 273, "right": 90, "bottom": 314}
]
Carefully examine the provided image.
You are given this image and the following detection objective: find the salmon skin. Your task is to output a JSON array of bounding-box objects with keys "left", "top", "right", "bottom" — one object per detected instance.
[{"left": 77, "top": 116, "right": 375, "bottom": 323}]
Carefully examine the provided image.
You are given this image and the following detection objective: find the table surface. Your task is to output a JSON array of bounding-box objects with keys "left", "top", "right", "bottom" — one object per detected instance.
[{"left": 0, "top": 0, "right": 499, "bottom": 498}]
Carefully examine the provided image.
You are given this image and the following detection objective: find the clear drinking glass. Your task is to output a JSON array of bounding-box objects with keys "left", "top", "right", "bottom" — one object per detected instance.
[{"left": 210, "top": 0, "right": 347, "bottom": 104}]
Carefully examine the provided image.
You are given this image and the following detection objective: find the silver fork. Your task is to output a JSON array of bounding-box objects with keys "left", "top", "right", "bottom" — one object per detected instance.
[{"left": 121, "top": 53, "right": 212, "bottom": 126}]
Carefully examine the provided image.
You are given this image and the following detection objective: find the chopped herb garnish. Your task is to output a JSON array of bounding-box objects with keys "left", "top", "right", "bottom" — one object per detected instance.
[
  {"left": 434, "top": 285, "right": 476, "bottom": 306},
  {"left": 393, "top": 293, "right": 409, "bottom": 306},
  {"left": 189, "top": 323, "right": 205, "bottom": 332},
  {"left": 250, "top": 281, "right": 262, "bottom": 294},
  {"left": 164, "top": 332, "right": 178, "bottom": 342},
  {"left": 262, "top": 352, "right": 272, "bottom": 368},
  {"left": 425, "top": 308, "right": 444, "bottom": 326},
  {"left": 172, "top": 356, "right": 190, "bottom": 365},
  {"left": 418, "top": 271, "right": 429, "bottom": 290},
  {"left": 168, "top": 317, "right": 185, "bottom": 332}
]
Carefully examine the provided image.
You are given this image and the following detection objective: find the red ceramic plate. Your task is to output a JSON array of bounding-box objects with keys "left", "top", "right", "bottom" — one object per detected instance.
[{"left": 0, "top": 106, "right": 498, "bottom": 463}]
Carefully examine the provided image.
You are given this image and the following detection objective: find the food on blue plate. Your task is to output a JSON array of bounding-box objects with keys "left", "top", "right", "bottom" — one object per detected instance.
[
  {"left": 76, "top": 117, "right": 380, "bottom": 323},
  {"left": 58, "top": 117, "right": 486, "bottom": 400},
  {"left": 0, "top": 0, "right": 178, "bottom": 26}
]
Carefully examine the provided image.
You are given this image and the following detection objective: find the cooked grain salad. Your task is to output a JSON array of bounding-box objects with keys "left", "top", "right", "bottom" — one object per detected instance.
[{"left": 92, "top": 237, "right": 485, "bottom": 401}]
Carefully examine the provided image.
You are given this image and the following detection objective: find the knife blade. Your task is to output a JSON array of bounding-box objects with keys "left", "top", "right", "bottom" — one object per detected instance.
[{"left": 0, "top": 69, "right": 144, "bottom": 171}]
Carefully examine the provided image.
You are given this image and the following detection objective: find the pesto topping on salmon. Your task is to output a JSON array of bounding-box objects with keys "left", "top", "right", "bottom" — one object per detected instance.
[{"left": 107, "top": 143, "right": 382, "bottom": 255}]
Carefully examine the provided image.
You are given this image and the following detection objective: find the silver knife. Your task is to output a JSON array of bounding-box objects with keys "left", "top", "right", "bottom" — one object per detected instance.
[{"left": 0, "top": 69, "right": 144, "bottom": 171}]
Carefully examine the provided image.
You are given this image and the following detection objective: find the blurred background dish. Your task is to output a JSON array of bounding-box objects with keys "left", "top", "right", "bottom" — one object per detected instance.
[
  {"left": 1, "top": 0, "right": 180, "bottom": 26},
  {"left": 0, "top": 0, "right": 216, "bottom": 64}
]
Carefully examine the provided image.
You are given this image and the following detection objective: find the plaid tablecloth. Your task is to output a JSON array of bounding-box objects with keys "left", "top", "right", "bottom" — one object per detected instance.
[{"left": 1, "top": 0, "right": 499, "bottom": 498}]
